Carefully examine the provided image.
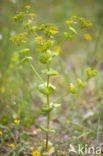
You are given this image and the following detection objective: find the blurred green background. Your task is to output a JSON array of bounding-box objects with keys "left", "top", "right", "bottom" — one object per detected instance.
[{"left": 0, "top": 0, "right": 103, "bottom": 153}]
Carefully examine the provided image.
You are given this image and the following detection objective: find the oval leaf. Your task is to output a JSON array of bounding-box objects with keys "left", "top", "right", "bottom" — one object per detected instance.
[
  {"left": 41, "top": 68, "right": 59, "bottom": 76},
  {"left": 41, "top": 105, "right": 54, "bottom": 113},
  {"left": 22, "top": 56, "right": 32, "bottom": 63},
  {"left": 38, "top": 83, "right": 56, "bottom": 95}
]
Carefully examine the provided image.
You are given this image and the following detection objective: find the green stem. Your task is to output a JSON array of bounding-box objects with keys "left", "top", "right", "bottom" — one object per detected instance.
[
  {"left": 54, "top": 92, "right": 69, "bottom": 103},
  {"left": 46, "top": 75, "right": 50, "bottom": 152},
  {"left": 30, "top": 62, "right": 44, "bottom": 82}
]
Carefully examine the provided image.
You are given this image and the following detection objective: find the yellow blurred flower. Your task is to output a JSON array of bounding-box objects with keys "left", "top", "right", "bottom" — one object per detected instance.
[
  {"left": 54, "top": 46, "right": 61, "bottom": 51},
  {"left": 29, "top": 13, "right": 36, "bottom": 18},
  {"left": 0, "top": 87, "right": 5, "bottom": 93},
  {"left": 62, "top": 150, "right": 67, "bottom": 154},
  {"left": 36, "top": 128, "right": 41, "bottom": 132},
  {"left": 82, "top": 132, "right": 86, "bottom": 136},
  {"left": 81, "top": 100, "right": 86, "bottom": 105},
  {"left": 50, "top": 30, "right": 58, "bottom": 35},
  {"left": 71, "top": 16, "right": 77, "bottom": 20},
  {"left": 57, "top": 150, "right": 61, "bottom": 153},
  {"left": 65, "top": 20, "right": 72, "bottom": 24},
  {"left": 0, "top": 131, "right": 3, "bottom": 135},
  {"left": 32, "top": 151, "right": 40, "bottom": 156},
  {"left": 25, "top": 5, "right": 31, "bottom": 10},
  {"left": 84, "top": 34, "right": 92, "bottom": 40},
  {"left": 11, "top": 56, "right": 18, "bottom": 62},
  {"left": 50, "top": 116, "right": 56, "bottom": 121},
  {"left": 66, "top": 120, "right": 71, "bottom": 124},
  {"left": 10, "top": 144, "right": 15, "bottom": 148},
  {"left": 14, "top": 119, "right": 20, "bottom": 124},
  {"left": 30, "top": 147, "right": 34, "bottom": 151}
]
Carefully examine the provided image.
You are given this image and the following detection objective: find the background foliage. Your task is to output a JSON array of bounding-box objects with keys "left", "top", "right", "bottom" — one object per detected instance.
[{"left": 0, "top": 0, "right": 103, "bottom": 155}]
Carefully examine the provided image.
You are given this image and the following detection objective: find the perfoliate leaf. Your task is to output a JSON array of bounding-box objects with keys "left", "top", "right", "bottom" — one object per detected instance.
[
  {"left": 41, "top": 68, "right": 59, "bottom": 76},
  {"left": 40, "top": 126, "right": 55, "bottom": 133},
  {"left": 21, "top": 56, "right": 32, "bottom": 63},
  {"left": 38, "top": 83, "right": 56, "bottom": 95},
  {"left": 41, "top": 105, "right": 54, "bottom": 113},
  {"left": 39, "top": 53, "right": 52, "bottom": 64}
]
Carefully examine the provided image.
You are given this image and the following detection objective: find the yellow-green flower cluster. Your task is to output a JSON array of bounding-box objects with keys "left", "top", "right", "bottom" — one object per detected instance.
[
  {"left": 69, "top": 68, "right": 98, "bottom": 94},
  {"left": 86, "top": 67, "right": 98, "bottom": 79},
  {"left": 35, "top": 38, "right": 54, "bottom": 53},
  {"left": 30, "top": 147, "right": 40, "bottom": 156},
  {"left": 64, "top": 16, "right": 93, "bottom": 40},
  {"left": 49, "top": 30, "right": 58, "bottom": 35},
  {"left": 14, "top": 119, "right": 20, "bottom": 124},
  {"left": 10, "top": 32, "right": 28, "bottom": 43},
  {"left": 25, "top": 5, "right": 31, "bottom": 10},
  {"left": 76, "top": 78, "right": 86, "bottom": 88},
  {"left": 38, "top": 24, "right": 58, "bottom": 38},
  {"left": 78, "top": 17, "right": 93, "bottom": 28},
  {"left": 13, "top": 12, "right": 24, "bottom": 22},
  {"left": 32, "top": 151, "right": 40, "bottom": 156}
]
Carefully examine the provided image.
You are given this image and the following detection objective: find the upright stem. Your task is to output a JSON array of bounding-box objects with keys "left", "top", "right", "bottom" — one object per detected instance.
[{"left": 46, "top": 73, "right": 50, "bottom": 152}]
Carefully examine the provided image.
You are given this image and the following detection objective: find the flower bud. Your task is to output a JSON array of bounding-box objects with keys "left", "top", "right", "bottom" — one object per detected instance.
[
  {"left": 69, "top": 83, "right": 76, "bottom": 94},
  {"left": 86, "top": 67, "right": 98, "bottom": 79},
  {"left": 76, "top": 78, "right": 86, "bottom": 88}
]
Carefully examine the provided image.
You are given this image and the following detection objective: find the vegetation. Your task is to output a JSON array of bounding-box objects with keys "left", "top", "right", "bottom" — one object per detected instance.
[{"left": 0, "top": 0, "right": 103, "bottom": 156}]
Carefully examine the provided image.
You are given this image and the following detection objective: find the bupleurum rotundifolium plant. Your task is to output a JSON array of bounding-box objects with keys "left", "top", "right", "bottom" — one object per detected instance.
[{"left": 10, "top": 5, "right": 98, "bottom": 155}]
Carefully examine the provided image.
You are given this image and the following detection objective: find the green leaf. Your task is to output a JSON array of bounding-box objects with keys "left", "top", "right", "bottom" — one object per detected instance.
[
  {"left": 38, "top": 83, "right": 56, "bottom": 95},
  {"left": 40, "top": 126, "right": 55, "bottom": 133},
  {"left": 41, "top": 68, "right": 59, "bottom": 76},
  {"left": 41, "top": 105, "right": 54, "bottom": 113},
  {"left": 21, "top": 56, "right": 32, "bottom": 63}
]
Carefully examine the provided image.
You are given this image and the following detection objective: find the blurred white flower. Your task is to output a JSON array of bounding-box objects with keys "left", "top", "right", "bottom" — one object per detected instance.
[
  {"left": 10, "top": 31, "right": 16, "bottom": 36},
  {"left": 10, "top": 0, "right": 16, "bottom": 4},
  {"left": 0, "top": 34, "right": 3, "bottom": 40}
]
